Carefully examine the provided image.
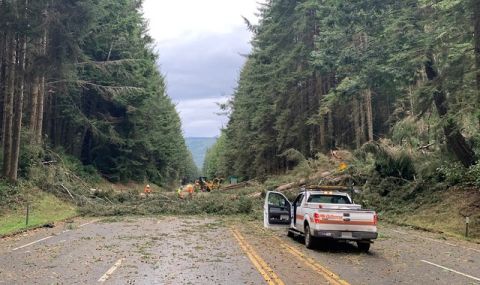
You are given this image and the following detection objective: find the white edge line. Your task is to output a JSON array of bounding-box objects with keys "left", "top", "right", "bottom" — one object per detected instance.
[
  {"left": 79, "top": 220, "right": 98, "bottom": 228},
  {"left": 98, "top": 258, "right": 125, "bottom": 283},
  {"left": 12, "top": 236, "right": 53, "bottom": 251},
  {"left": 10, "top": 219, "right": 98, "bottom": 252},
  {"left": 421, "top": 236, "right": 480, "bottom": 253},
  {"left": 421, "top": 260, "right": 480, "bottom": 282},
  {"left": 393, "top": 229, "right": 480, "bottom": 253}
]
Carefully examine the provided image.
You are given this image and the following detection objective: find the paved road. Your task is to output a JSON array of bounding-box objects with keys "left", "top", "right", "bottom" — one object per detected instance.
[{"left": 0, "top": 216, "right": 479, "bottom": 284}]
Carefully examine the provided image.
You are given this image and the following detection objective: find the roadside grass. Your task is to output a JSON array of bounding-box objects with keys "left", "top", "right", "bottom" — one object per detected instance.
[
  {"left": 0, "top": 190, "right": 77, "bottom": 236},
  {"left": 381, "top": 187, "right": 480, "bottom": 242}
]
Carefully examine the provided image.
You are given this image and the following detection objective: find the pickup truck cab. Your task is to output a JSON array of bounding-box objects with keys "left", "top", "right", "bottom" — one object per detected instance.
[{"left": 264, "top": 188, "right": 378, "bottom": 252}]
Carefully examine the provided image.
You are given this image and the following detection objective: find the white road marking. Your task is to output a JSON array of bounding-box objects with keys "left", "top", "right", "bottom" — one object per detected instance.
[
  {"left": 393, "top": 229, "right": 480, "bottom": 253},
  {"left": 421, "top": 260, "right": 480, "bottom": 282},
  {"left": 420, "top": 236, "right": 480, "bottom": 253},
  {"left": 11, "top": 236, "right": 53, "bottom": 251},
  {"left": 392, "top": 229, "right": 408, "bottom": 235},
  {"left": 10, "top": 219, "right": 97, "bottom": 252},
  {"left": 98, "top": 258, "right": 125, "bottom": 283},
  {"left": 79, "top": 220, "right": 98, "bottom": 228}
]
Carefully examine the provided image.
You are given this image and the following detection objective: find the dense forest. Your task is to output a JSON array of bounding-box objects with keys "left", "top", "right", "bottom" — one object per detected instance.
[
  {"left": 205, "top": 0, "right": 480, "bottom": 182},
  {"left": 0, "top": 0, "right": 197, "bottom": 185}
]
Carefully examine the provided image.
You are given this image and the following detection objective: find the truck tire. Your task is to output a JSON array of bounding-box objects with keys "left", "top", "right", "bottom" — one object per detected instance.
[
  {"left": 357, "top": 241, "right": 370, "bottom": 253},
  {"left": 304, "top": 224, "right": 315, "bottom": 249}
]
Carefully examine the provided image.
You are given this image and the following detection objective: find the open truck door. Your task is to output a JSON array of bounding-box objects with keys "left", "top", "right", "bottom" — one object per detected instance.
[{"left": 264, "top": 191, "right": 292, "bottom": 228}]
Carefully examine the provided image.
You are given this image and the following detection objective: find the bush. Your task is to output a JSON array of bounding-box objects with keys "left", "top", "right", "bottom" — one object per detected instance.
[
  {"left": 18, "top": 137, "right": 44, "bottom": 179},
  {"left": 436, "top": 163, "right": 465, "bottom": 185},
  {"left": 0, "top": 181, "right": 18, "bottom": 209},
  {"left": 358, "top": 142, "right": 416, "bottom": 180},
  {"left": 236, "top": 196, "right": 253, "bottom": 214}
]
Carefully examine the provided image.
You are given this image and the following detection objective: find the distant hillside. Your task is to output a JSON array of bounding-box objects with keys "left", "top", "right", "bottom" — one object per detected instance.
[{"left": 185, "top": 137, "right": 217, "bottom": 170}]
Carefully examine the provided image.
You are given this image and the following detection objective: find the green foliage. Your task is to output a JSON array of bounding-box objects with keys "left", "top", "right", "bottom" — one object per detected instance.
[
  {"left": 19, "top": 0, "right": 195, "bottom": 185},
  {"left": 218, "top": 0, "right": 478, "bottom": 181},
  {"left": 437, "top": 163, "right": 466, "bottom": 185},
  {"left": 18, "top": 139, "right": 44, "bottom": 179},
  {"left": 438, "top": 162, "right": 480, "bottom": 186},
  {"left": 0, "top": 181, "right": 17, "bottom": 209},
  {"left": 79, "top": 191, "right": 257, "bottom": 216},
  {"left": 466, "top": 164, "right": 480, "bottom": 187},
  {"left": 356, "top": 142, "right": 416, "bottom": 181}
]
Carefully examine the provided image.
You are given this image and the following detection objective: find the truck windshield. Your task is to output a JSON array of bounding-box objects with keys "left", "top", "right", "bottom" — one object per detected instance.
[{"left": 307, "top": 194, "right": 351, "bottom": 204}]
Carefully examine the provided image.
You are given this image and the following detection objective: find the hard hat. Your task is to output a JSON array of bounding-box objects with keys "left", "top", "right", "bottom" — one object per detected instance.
[{"left": 146, "top": 184, "right": 150, "bottom": 188}]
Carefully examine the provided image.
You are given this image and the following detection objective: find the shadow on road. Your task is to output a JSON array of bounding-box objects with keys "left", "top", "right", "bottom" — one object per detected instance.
[{"left": 289, "top": 235, "right": 378, "bottom": 256}]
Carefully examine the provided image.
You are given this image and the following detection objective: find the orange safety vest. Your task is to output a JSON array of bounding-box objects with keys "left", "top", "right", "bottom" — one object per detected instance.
[
  {"left": 185, "top": 184, "right": 194, "bottom": 194},
  {"left": 144, "top": 185, "right": 151, "bottom": 194}
]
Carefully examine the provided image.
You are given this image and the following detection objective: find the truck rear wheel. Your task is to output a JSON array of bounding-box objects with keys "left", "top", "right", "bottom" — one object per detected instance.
[
  {"left": 304, "top": 224, "right": 315, "bottom": 249},
  {"left": 357, "top": 241, "right": 371, "bottom": 253}
]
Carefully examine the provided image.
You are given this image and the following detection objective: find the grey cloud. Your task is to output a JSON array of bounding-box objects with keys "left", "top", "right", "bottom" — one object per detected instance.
[
  {"left": 158, "top": 26, "right": 251, "bottom": 101},
  {"left": 177, "top": 98, "right": 229, "bottom": 137},
  {"left": 155, "top": 26, "right": 251, "bottom": 137}
]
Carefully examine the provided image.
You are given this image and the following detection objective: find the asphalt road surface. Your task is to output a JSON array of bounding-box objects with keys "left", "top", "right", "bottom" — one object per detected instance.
[{"left": 0, "top": 216, "right": 479, "bottom": 284}]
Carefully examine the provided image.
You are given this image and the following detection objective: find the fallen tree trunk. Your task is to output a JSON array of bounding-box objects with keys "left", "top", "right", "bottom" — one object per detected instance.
[
  {"left": 221, "top": 181, "right": 256, "bottom": 191},
  {"left": 274, "top": 171, "right": 333, "bottom": 192}
]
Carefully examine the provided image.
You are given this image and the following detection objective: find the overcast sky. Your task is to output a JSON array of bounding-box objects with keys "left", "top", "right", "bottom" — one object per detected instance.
[{"left": 142, "top": 0, "right": 262, "bottom": 137}]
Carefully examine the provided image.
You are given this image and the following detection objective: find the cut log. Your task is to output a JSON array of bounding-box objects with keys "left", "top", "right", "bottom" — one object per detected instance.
[{"left": 274, "top": 171, "right": 333, "bottom": 192}]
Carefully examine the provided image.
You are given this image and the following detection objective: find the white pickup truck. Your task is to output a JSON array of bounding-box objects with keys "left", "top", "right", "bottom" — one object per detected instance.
[{"left": 264, "top": 188, "right": 378, "bottom": 252}]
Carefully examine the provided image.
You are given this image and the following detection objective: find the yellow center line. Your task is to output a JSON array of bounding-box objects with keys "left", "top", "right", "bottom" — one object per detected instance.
[
  {"left": 233, "top": 228, "right": 285, "bottom": 285},
  {"left": 231, "top": 230, "right": 275, "bottom": 284},
  {"left": 254, "top": 225, "right": 351, "bottom": 285},
  {"left": 230, "top": 227, "right": 285, "bottom": 285}
]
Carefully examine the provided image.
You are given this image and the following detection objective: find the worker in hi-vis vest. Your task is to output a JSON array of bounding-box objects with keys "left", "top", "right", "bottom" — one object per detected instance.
[
  {"left": 185, "top": 184, "right": 194, "bottom": 198},
  {"left": 144, "top": 184, "right": 152, "bottom": 195}
]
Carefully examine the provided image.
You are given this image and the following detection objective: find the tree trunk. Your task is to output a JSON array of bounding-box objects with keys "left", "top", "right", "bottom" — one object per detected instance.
[
  {"left": 0, "top": 31, "right": 6, "bottom": 143},
  {"left": 10, "top": 33, "right": 26, "bottom": 181},
  {"left": 360, "top": 95, "right": 366, "bottom": 142},
  {"left": 364, "top": 89, "right": 374, "bottom": 142},
  {"left": 35, "top": 30, "right": 47, "bottom": 144},
  {"left": 353, "top": 96, "right": 361, "bottom": 148},
  {"left": 327, "top": 111, "right": 334, "bottom": 149},
  {"left": 425, "top": 53, "right": 476, "bottom": 167},
  {"left": 319, "top": 114, "right": 326, "bottom": 151},
  {"left": 29, "top": 75, "right": 39, "bottom": 136},
  {"left": 2, "top": 33, "right": 16, "bottom": 178}
]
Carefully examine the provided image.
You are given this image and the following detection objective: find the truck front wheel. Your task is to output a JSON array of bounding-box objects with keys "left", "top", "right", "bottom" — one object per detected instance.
[{"left": 304, "top": 224, "right": 315, "bottom": 249}]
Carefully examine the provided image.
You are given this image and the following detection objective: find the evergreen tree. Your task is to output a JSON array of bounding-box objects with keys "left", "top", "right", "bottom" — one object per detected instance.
[
  {"left": 0, "top": 0, "right": 194, "bottom": 185},
  {"left": 218, "top": 0, "right": 479, "bottom": 179}
]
